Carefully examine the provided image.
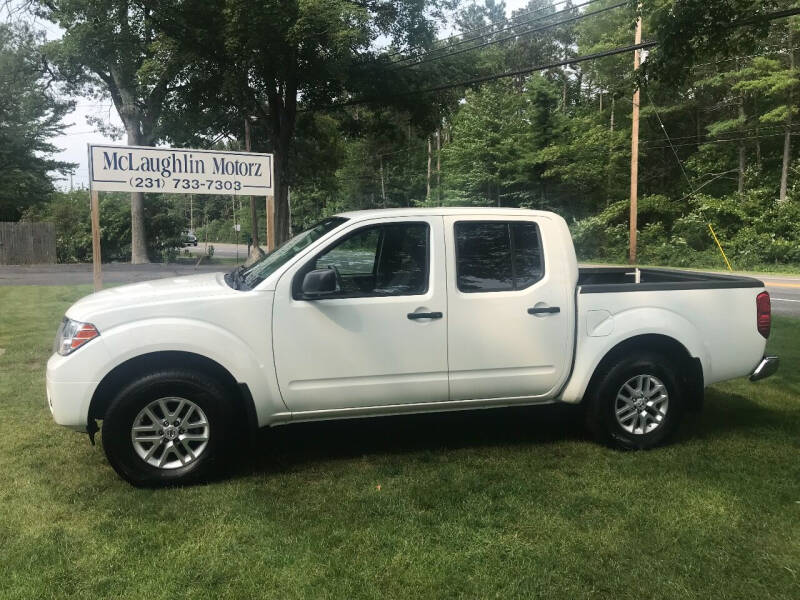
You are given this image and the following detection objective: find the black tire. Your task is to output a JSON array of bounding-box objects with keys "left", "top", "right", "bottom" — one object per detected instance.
[
  {"left": 101, "top": 369, "right": 232, "bottom": 487},
  {"left": 585, "top": 352, "right": 685, "bottom": 450}
]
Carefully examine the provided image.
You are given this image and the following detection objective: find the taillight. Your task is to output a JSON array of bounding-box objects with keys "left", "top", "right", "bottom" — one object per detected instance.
[{"left": 756, "top": 291, "right": 771, "bottom": 339}]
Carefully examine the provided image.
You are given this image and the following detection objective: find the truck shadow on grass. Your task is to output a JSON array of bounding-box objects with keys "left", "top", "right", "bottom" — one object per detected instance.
[
  {"left": 228, "top": 386, "right": 792, "bottom": 479},
  {"left": 235, "top": 402, "right": 588, "bottom": 476}
]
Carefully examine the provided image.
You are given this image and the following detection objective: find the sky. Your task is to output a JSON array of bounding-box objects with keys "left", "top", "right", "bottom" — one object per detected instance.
[{"left": 8, "top": 0, "right": 531, "bottom": 189}]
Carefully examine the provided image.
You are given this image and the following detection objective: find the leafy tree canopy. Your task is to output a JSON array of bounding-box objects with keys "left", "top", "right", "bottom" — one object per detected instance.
[{"left": 0, "top": 22, "right": 73, "bottom": 221}]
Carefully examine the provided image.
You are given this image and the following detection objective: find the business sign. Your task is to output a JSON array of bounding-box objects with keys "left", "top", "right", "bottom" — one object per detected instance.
[{"left": 88, "top": 144, "right": 273, "bottom": 196}]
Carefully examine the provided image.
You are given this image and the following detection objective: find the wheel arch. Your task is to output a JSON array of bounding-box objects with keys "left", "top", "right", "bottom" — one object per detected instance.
[
  {"left": 88, "top": 351, "right": 259, "bottom": 434},
  {"left": 581, "top": 334, "right": 704, "bottom": 411}
]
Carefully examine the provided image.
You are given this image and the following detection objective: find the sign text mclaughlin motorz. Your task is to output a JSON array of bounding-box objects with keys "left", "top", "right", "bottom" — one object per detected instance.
[{"left": 88, "top": 144, "right": 273, "bottom": 196}]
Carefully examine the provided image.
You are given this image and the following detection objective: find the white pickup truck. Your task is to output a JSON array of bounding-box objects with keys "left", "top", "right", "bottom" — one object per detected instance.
[{"left": 47, "top": 208, "right": 779, "bottom": 486}]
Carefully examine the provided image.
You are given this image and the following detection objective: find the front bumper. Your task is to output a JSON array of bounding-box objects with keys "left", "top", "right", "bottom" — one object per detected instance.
[
  {"left": 749, "top": 355, "right": 779, "bottom": 382},
  {"left": 46, "top": 354, "right": 98, "bottom": 431}
]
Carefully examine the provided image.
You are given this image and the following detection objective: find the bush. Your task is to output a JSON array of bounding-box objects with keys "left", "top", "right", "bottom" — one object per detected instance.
[
  {"left": 23, "top": 190, "right": 183, "bottom": 263},
  {"left": 570, "top": 189, "right": 800, "bottom": 270}
]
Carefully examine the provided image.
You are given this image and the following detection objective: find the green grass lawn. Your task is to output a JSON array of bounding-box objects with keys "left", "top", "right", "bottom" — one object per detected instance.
[{"left": 0, "top": 285, "right": 798, "bottom": 599}]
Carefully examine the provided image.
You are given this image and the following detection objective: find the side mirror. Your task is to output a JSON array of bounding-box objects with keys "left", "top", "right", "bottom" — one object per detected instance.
[{"left": 301, "top": 268, "right": 338, "bottom": 298}]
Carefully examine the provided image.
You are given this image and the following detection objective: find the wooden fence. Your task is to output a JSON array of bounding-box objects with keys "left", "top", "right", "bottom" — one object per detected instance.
[{"left": 0, "top": 222, "right": 57, "bottom": 265}]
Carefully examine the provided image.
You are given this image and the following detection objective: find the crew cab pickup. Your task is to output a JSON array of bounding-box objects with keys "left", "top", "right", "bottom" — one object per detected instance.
[{"left": 47, "top": 208, "right": 779, "bottom": 486}]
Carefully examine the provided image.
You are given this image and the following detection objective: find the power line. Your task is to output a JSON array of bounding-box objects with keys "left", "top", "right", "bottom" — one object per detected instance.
[
  {"left": 642, "top": 130, "right": 799, "bottom": 150},
  {"left": 384, "top": 0, "right": 577, "bottom": 61},
  {"left": 640, "top": 122, "right": 800, "bottom": 145},
  {"left": 392, "top": 0, "right": 606, "bottom": 68},
  {"left": 392, "top": 1, "right": 627, "bottom": 71},
  {"left": 316, "top": 41, "right": 657, "bottom": 111}
]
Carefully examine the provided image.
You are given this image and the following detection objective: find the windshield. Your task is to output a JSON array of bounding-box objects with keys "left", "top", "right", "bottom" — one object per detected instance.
[{"left": 227, "top": 217, "right": 348, "bottom": 290}]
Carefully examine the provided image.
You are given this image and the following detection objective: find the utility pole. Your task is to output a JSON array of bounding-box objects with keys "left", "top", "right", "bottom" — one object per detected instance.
[
  {"left": 245, "top": 117, "right": 262, "bottom": 260},
  {"left": 779, "top": 32, "right": 795, "bottom": 203},
  {"left": 629, "top": 13, "right": 642, "bottom": 265}
]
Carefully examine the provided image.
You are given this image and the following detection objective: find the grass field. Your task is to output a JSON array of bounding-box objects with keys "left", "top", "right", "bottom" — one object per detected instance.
[{"left": 0, "top": 285, "right": 798, "bottom": 599}]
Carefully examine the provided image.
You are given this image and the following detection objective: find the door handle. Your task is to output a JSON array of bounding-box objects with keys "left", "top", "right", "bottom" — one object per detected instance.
[
  {"left": 528, "top": 306, "right": 560, "bottom": 315},
  {"left": 407, "top": 311, "right": 443, "bottom": 320}
]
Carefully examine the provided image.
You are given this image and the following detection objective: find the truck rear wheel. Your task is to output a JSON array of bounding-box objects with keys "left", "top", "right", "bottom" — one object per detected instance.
[
  {"left": 586, "top": 352, "right": 684, "bottom": 450},
  {"left": 101, "top": 370, "right": 232, "bottom": 486}
]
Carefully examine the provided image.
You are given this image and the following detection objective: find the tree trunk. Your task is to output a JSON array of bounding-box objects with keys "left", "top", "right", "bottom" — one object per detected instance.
[
  {"left": 738, "top": 96, "right": 746, "bottom": 194},
  {"left": 610, "top": 96, "right": 615, "bottom": 133},
  {"left": 426, "top": 136, "right": 432, "bottom": 202},
  {"left": 244, "top": 118, "right": 262, "bottom": 260},
  {"left": 125, "top": 127, "right": 150, "bottom": 264},
  {"left": 436, "top": 129, "right": 441, "bottom": 206},
  {"left": 273, "top": 135, "right": 292, "bottom": 246},
  {"left": 379, "top": 154, "right": 387, "bottom": 207},
  {"left": 755, "top": 124, "right": 761, "bottom": 169},
  {"left": 779, "top": 38, "right": 794, "bottom": 203},
  {"left": 263, "top": 75, "right": 298, "bottom": 247}
]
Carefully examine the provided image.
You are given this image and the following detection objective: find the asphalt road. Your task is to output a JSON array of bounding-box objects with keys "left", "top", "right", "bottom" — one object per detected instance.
[
  {"left": 0, "top": 263, "right": 229, "bottom": 286},
  {"left": 761, "top": 274, "right": 800, "bottom": 317},
  {"left": 185, "top": 242, "right": 263, "bottom": 260}
]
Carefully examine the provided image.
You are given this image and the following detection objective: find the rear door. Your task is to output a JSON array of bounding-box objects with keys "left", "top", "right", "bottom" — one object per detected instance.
[
  {"left": 272, "top": 216, "right": 449, "bottom": 413},
  {"left": 444, "top": 215, "right": 573, "bottom": 401}
]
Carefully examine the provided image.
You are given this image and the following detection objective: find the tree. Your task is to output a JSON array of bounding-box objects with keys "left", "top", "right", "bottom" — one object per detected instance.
[
  {"left": 642, "top": 0, "right": 793, "bottom": 85},
  {"left": 443, "top": 77, "right": 565, "bottom": 209},
  {"left": 35, "top": 0, "right": 190, "bottom": 263},
  {"left": 0, "top": 22, "right": 72, "bottom": 221},
  {"left": 151, "top": 0, "right": 453, "bottom": 246}
]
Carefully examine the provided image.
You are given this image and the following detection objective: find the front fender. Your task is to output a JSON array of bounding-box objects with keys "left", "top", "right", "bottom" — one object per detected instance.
[
  {"left": 559, "top": 306, "right": 710, "bottom": 404},
  {"left": 49, "top": 317, "right": 286, "bottom": 427}
]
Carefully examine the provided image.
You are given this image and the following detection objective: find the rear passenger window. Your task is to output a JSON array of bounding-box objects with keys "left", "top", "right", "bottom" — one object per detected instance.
[{"left": 455, "top": 221, "right": 543, "bottom": 292}]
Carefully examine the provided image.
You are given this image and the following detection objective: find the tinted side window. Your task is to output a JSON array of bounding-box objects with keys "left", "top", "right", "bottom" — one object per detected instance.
[
  {"left": 317, "top": 228, "right": 379, "bottom": 277},
  {"left": 511, "top": 222, "right": 544, "bottom": 288},
  {"left": 455, "top": 222, "right": 513, "bottom": 292},
  {"left": 305, "top": 222, "right": 429, "bottom": 297},
  {"left": 455, "top": 221, "right": 543, "bottom": 292}
]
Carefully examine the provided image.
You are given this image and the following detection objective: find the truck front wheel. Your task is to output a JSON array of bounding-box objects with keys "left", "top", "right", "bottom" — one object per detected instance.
[
  {"left": 101, "top": 370, "right": 232, "bottom": 486},
  {"left": 586, "top": 352, "right": 685, "bottom": 450}
]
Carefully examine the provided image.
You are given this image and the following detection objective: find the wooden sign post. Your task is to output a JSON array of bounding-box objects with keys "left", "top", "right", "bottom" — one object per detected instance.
[
  {"left": 90, "top": 189, "right": 103, "bottom": 292},
  {"left": 266, "top": 195, "right": 275, "bottom": 252},
  {"left": 87, "top": 143, "right": 274, "bottom": 292}
]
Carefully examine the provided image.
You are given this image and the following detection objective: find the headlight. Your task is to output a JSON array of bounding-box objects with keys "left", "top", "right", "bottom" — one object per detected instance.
[{"left": 54, "top": 317, "right": 100, "bottom": 356}]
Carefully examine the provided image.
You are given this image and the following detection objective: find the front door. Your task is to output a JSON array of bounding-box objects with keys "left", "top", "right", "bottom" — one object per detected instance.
[
  {"left": 444, "top": 215, "right": 574, "bottom": 401},
  {"left": 272, "top": 216, "right": 448, "bottom": 413}
]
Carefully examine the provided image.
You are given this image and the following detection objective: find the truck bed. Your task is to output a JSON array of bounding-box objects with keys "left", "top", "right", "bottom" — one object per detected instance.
[{"left": 578, "top": 267, "right": 764, "bottom": 293}]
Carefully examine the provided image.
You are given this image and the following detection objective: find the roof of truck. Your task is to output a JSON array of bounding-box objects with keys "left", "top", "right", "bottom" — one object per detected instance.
[{"left": 336, "top": 207, "right": 559, "bottom": 220}]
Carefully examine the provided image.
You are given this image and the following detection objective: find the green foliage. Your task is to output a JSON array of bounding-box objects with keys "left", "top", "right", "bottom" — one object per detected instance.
[
  {"left": 0, "top": 23, "right": 73, "bottom": 221},
  {"left": 23, "top": 191, "right": 183, "bottom": 263},
  {"left": 572, "top": 187, "right": 800, "bottom": 269},
  {"left": 442, "top": 77, "right": 564, "bottom": 209}
]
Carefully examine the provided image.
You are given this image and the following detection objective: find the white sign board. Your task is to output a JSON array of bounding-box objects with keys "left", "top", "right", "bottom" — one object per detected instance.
[{"left": 88, "top": 144, "right": 273, "bottom": 196}]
